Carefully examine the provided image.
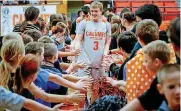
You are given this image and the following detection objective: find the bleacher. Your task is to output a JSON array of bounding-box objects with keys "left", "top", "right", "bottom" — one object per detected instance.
[{"left": 114, "top": 0, "right": 180, "bottom": 21}]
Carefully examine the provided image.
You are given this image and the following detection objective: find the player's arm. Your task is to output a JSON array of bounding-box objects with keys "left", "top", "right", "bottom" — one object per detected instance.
[
  {"left": 104, "top": 22, "right": 111, "bottom": 55},
  {"left": 104, "top": 35, "right": 111, "bottom": 55},
  {"left": 74, "top": 34, "right": 83, "bottom": 50},
  {"left": 74, "top": 20, "right": 86, "bottom": 50}
]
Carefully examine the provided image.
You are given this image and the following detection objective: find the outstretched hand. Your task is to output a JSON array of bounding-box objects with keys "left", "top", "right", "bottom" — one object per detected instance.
[
  {"left": 66, "top": 91, "right": 86, "bottom": 103},
  {"left": 106, "top": 77, "right": 126, "bottom": 91},
  {"left": 71, "top": 49, "right": 81, "bottom": 56},
  {"left": 52, "top": 103, "right": 64, "bottom": 111},
  {"left": 75, "top": 79, "right": 89, "bottom": 91}
]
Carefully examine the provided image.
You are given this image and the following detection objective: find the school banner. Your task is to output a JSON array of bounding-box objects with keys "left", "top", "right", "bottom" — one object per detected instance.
[{"left": 1, "top": 5, "right": 56, "bottom": 36}]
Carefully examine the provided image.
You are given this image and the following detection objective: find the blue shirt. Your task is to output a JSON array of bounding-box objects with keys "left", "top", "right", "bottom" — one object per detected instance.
[
  {"left": 51, "top": 36, "right": 65, "bottom": 51},
  {"left": 34, "top": 68, "right": 61, "bottom": 107},
  {"left": 157, "top": 101, "right": 169, "bottom": 111},
  {"left": 34, "top": 68, "right": 50, "bottom": 91},
  {"left": 41, "top": 64, "right": 68, "bottom": 107},
  {"left": 65, "top": 35, "right": 72, "bottom": 45},
  {"left": 123, "top": 65, "right": 127, "bottom": 81},
  {"left": 40, "top": 64, "right": 67, "bottom": 94},
  {"left": 0, "top": 86, "right": 24, "bottom": 111},
  {"left": 34, "top": 68, "right": 51, "bottom": 107},
  {"left": 42, "top": 67, "right": 61, "bottom": 90},
  {"left": 129, "top": 42, "right": 142, "bottom": 59}
]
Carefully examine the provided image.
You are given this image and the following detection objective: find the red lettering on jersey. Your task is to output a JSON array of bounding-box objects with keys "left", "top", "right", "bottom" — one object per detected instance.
[{"left": 86, "top": 32, "right": 106, "bottom": 38}]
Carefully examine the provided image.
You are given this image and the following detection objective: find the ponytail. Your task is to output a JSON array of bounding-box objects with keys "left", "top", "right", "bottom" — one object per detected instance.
[
  {"left": 0, "top": 40, "right": 25, "bottom": 89},
  {"left": 13, "top": 54, "right": 40, "bottom": 94},
  {"left": 14, "top": 66, "right": 23, "bottom": 94},
  {"left": 123, "top": 12, "right": 136, "bottom": 23},
  {"left": 0, "top": 61, "right": 13, "bottom": 89}
]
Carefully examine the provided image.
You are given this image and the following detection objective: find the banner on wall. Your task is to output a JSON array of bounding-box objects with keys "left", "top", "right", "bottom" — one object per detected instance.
[{"left": 1, "top": 5, "right": 56, "bottom": 36}]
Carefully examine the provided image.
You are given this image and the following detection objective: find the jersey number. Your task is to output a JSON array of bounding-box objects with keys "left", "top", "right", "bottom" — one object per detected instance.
[{"left": 93, "top": 41, "right": 99, "bottom": 50}]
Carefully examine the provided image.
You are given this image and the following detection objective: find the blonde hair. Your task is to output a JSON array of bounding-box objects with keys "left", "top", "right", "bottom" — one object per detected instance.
[
  {"left": 56, "top": 22, "right": 67, "bottom": 29},
  {"left": 111, "top": 23, "right": 119, "bottom": 34},
  {"left": 111, "top": 15, "right": 121, "bottom": 24},
  {"left": 90, "top": 1, "right": 103, "bottom": 11},
  {"left": 57, "top": 22, "right": 69, "bottom": 36},
  {"left": 143, "top": 40, "right": 170, "bottom": 64},
  {"left": 157, "top": 64, "right": 180, "bottom": 84},
  {"left": 0, "top": 40, "right": 25, "bottom": 89},
  {"left": 136, "top": 19, "right": 159, "bottom": 45}
]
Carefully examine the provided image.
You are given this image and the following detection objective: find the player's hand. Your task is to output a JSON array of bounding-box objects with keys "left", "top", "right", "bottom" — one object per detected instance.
[
  {"left": 73, "top": 62, "right": 88, "bottom": 70},
  {"left": 70, "top": 49, "right": 81, "bottom": 56}
]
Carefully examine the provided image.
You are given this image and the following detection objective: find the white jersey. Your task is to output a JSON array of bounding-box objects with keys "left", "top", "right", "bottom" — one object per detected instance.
[{"left": 76, "top": 19, "right": 111, "bottom": 77}]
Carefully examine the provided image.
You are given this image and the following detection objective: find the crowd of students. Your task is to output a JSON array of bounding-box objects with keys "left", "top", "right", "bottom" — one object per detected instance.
[{"left": 0, "top": 1, "right": 180, "bottom": 111}]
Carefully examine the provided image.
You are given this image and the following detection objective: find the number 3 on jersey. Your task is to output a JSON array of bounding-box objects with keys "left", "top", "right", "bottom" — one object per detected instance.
[{"left": 93, "top": 41, "right": 99, "bottom": 50}]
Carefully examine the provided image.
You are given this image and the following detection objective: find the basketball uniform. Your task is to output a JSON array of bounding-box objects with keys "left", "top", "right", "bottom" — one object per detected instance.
[{"left": 75, "top": 19, "right": 111, "bottom": 78}]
